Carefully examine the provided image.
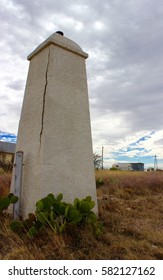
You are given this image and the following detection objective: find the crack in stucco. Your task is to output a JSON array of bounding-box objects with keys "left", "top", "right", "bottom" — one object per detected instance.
[{"left": 39, "top": 47, "right": 51, "bottom": 144}]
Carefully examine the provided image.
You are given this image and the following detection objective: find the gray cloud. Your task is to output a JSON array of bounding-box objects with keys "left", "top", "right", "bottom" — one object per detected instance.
[{"left": 1, "top": 0, "right": 163, "bottom": 166}]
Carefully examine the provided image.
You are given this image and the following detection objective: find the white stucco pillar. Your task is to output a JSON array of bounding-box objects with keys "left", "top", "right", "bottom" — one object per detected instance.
[{"left": 15, "top": 32, "right": 97, "bottom": 217}]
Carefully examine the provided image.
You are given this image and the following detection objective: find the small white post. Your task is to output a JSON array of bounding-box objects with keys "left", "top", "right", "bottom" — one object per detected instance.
[{"left": 13, "top": 150, "right": 23, "bottom": 219}]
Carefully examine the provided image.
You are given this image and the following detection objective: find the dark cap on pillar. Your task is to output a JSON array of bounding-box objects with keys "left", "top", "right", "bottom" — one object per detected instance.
[{"left": 56, "top": 31, "right": 64, "bottom": 36}]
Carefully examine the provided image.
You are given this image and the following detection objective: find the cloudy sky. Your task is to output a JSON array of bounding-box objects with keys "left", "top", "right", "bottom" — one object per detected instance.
[{"left": 1, "top": 0, "right": 163, "bottom": 169}]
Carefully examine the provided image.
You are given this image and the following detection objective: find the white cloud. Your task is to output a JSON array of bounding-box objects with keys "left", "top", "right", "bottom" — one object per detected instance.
[{"left": 93, "top": 21, "right": 106, "bottom": 31}]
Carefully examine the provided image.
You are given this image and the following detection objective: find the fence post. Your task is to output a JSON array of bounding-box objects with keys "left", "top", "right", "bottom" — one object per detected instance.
[{"left": 13, "top": 150, "right": 23, "bottom": 219}]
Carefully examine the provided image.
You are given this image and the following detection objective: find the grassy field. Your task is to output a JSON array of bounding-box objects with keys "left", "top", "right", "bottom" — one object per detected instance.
[{"left": 0, "top": 170, "right": 163, "bottom": 260}]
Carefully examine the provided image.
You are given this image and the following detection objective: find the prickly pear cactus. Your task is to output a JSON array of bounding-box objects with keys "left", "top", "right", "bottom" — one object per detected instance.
[
  {"left": 10, "top": 193, "right": 102, "bottom": 237},
  {"left": 0, "top": 193, "right": 18, "bottom": 214}
]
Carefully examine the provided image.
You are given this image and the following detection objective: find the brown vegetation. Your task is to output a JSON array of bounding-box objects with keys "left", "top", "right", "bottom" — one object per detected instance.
[
  {"left": 0, "top": 174, "right": 11, "bottom": 197},
  {"left": 0, "top": 170, "right": 163, "bottom": 259}
]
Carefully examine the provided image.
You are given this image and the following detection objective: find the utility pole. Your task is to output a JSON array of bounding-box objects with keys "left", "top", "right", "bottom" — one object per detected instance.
[
  {"left": 154, "top": 155, "right": 158, "bottom": 171},
  {"left": 102, "top": 146, "right": 104, "bottom": 170}
]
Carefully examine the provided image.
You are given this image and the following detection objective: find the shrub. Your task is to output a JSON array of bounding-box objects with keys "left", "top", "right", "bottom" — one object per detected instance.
[
  {"left": 96, "top": 178, "right": 104, "bottom": 188},
  {"left": 0, "top": 159, "right": 13, "bottom": 173},
  {"left": 0, "top": 167, "right": 5, "bottom": 175}
]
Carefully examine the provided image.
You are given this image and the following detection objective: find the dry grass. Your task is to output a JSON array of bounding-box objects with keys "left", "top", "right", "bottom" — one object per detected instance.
[
  {"left": 96, "top": 170, "right": 163, "bottom": 260},
  {"left": 0, "top": 170, "right": 163, "bottom": 259}
]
